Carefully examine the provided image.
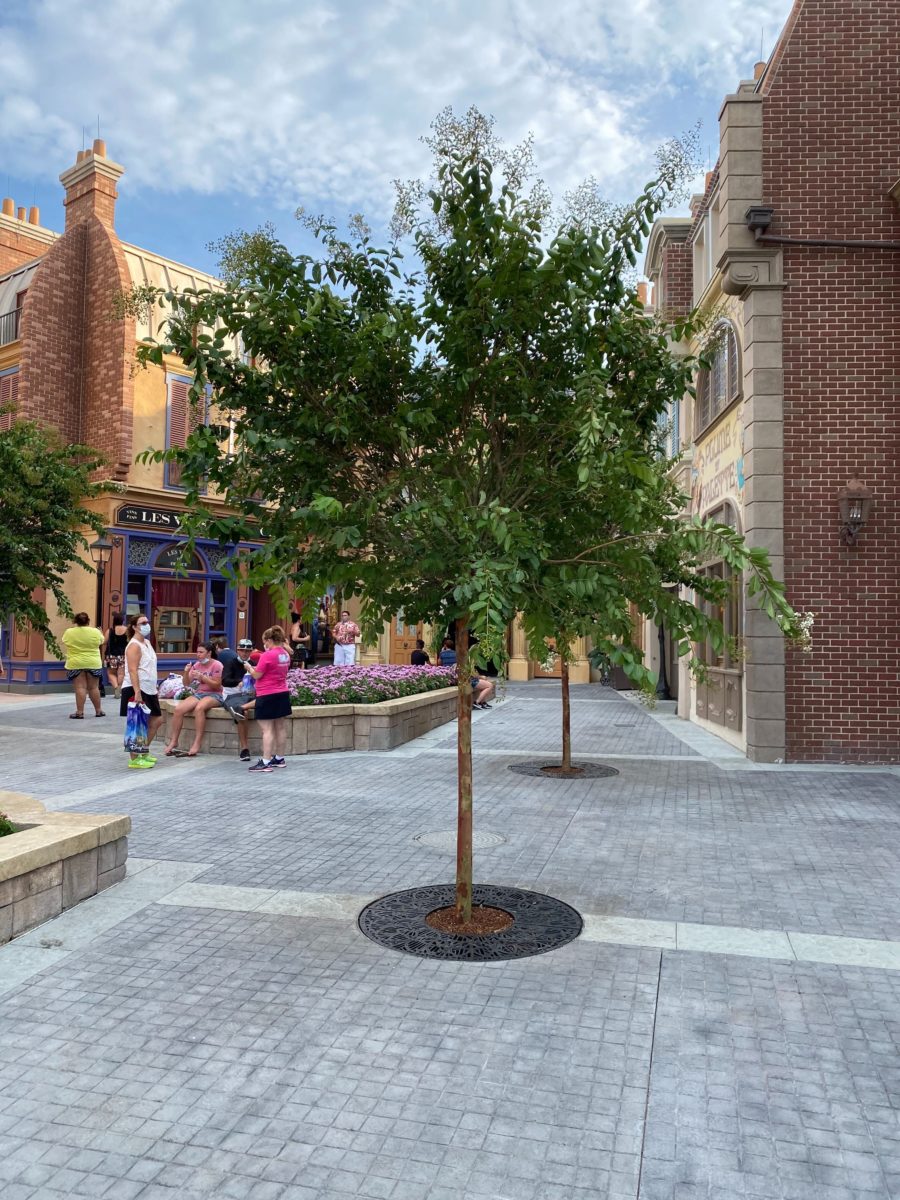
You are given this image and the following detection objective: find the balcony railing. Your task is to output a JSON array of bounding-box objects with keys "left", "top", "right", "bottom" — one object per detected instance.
[{"left": 0, "top": 307, "right": 22, "bottom": 347}]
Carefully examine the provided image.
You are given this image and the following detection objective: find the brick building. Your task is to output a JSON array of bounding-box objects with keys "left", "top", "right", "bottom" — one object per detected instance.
[
  {"left": 644, "top": 0, "right": 900, "bottom": 762},
  {"left": 0, "top": 140, "right": 595, "bottom": 687},
  {"left": 0, "top": 141, "right": 331, "bottom": 688}
]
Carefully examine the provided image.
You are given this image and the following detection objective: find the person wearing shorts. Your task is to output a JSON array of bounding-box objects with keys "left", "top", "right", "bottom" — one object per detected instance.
[
  {"left": 121, "top": 616, "right": 162, "bottom": 768},
  {"left": 222, "top": 638, "right": 259, "bottom": 761},
  {"left": 243, "top": 625, "right": 292, "bottom": 773},
  {"left": 164, "top": 641, "right": 224, "bottom": 756}
]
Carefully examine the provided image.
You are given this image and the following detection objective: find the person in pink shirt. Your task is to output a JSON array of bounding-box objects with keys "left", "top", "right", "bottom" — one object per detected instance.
[
  {"left": 164, "top": 640, "right": 224, "bottom": 757},
  {"left": 243, "top": 625, "right": 293, "bottom": 773}
]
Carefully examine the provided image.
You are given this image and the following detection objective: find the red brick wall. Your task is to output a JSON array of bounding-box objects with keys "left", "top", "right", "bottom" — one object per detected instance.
[
  {"left": 0, "top": 226, "right": 51, "bottom": 275},
  {"left": 762, "top": 0, "right": 900, "bottom": 760},
  {"left": 16, "top": 159, "right": 135, "bottom": 476},
  {"left": 17, "top": 225, "right": 86, "bottom": 445},
  {"left": 82, "top": 217, "right": 135, "bottom": 480},
  {"left": 660, "top": 240, "right": 692, "bottom": 319}
]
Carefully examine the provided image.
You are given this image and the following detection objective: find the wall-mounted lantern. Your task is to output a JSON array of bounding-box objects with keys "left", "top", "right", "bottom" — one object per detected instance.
[{"left": 837, "top": 477, "right": 873, "bottom": 546}]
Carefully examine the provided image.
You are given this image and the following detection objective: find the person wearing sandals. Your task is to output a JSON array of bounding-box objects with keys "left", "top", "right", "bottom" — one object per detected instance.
[
  {"left": 62, "top": 612, "right": 105, "bottom": 719},
  {"left": 164, "top": 641, "right": 223, "bottom": 757},
  {"left": 121, "top": 615, "right": 162, "bottom": 768},
  {"left": 103, "top": 613, "right": 130, "bottom": 699},
  {"left": 243, "top": 625, "right": 292, "bottom": 773}
]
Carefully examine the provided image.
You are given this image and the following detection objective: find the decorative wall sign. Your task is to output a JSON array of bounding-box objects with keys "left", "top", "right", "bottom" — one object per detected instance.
[{"left": 116, "top": 505, "right": 183, "bottom": 530}]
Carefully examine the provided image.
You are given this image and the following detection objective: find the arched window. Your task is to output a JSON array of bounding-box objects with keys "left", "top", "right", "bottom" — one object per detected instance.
[{"left": 696, "top": 322, "right": 740, "bottom": 433}]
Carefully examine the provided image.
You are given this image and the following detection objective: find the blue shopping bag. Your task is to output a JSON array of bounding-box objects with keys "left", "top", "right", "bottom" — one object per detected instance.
[{"left": 124, "top": 701, "right": 151, "bottom": 754}]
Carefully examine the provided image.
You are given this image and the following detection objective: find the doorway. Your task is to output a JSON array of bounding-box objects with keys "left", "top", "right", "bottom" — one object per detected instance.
[
  {"left": 151, "top": 579, "right": 203, "bottom": 655},
  {"left": 390, "top": 612, "right": 422, "bottom": 664}
]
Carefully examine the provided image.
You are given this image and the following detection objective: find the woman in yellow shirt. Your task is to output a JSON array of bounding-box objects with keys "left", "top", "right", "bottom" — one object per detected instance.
[{"left": 61, "top": 612, "right": 105, "bottom": 719}]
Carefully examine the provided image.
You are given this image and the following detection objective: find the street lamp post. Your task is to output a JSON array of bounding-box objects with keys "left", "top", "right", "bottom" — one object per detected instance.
[{"left": 89, "top": 535, "right": 114, "bottom": 629}]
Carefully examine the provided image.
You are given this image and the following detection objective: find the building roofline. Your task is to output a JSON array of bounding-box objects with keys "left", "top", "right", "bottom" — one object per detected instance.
[
  {"left": 119, "top": 240, "right": 223, "bottom": 290},
  {"left": 644, "top": 217, "right": 693, "bottom": 276}
]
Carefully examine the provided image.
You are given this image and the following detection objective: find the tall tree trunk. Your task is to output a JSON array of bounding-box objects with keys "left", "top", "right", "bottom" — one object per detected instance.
[
  {"left": 455, "top": 615, "right": 473, "bottom": 925},
  {"left": 560, "top": 655, "right": 572, "bottom": 772}
]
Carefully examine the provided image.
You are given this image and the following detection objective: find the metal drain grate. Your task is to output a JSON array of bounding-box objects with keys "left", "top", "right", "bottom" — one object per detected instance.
[
  {"left": 358, "top": 884, "right": 583, "bottom": 961},
  {"left": 508, "top": 760, "right": 620, "bottom": 778},
  {"left": 414, "top": 829, "right": 506, "bottom": 850}
]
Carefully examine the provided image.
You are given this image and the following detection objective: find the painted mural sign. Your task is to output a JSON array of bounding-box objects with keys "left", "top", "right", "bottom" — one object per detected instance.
[{"left": 691, "top": 410, "right": 744, "bottom": 514}]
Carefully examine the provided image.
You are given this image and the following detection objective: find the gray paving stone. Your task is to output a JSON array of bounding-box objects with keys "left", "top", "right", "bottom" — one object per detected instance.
[{"left": 2, "top": 682, "right": 900, "bottom": 1198}]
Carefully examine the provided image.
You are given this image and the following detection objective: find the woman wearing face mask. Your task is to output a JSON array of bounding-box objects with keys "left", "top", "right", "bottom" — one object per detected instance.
[
  {"left": 121, "top": 614, "right": 162, "bottom": 768},
  {"left": 164, "top": 640, "right": 224, "bottom": 757}
]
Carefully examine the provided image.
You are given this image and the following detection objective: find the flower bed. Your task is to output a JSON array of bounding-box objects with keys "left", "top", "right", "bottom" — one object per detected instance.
[{"left": 288, "top": 663, "right": 456, "bottom": 706}]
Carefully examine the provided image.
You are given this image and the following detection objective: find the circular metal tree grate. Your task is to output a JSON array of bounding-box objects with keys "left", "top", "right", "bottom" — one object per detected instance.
[
  {"left": 507, "top": 760, "right": 620, "bottom": 779},
  {"left": 414, "top": 830, "right": 507, "bottom": 851},
  {"left": 358, "top": 884, "right": 583, "bottom": 961}
]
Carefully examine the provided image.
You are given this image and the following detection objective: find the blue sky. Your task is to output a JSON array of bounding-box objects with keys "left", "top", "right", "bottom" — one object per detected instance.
[{"left": 1, "top": 0, "right": 794, "bottom": 275}]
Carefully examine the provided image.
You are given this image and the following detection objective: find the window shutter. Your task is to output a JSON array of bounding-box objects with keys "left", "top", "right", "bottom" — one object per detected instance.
[
  {"left": 697, "top": 370, "right": 709, "bottom": 431},
  {"left": 166, "top": 377, "right": 206, "bottom": 488},
  {"left": 0, "top": 370, "right": 18, "bottom": 433}
]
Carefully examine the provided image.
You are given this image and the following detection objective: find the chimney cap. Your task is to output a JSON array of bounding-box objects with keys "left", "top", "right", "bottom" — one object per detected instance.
[
  {"left": 28, "top": 206, "right": 40, "bottom": 226},
  {"left": 92, "top": 138, "right": 107, "bottom": 158},
  {"left": 1, "top": 197, "right": 14, "bottom": 217}
]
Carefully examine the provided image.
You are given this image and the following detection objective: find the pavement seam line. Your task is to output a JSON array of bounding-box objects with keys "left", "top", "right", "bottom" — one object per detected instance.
[
  {"left": 635, "top": 949, "right": 664, "bottom": 1200},
  {"left": 142, "top": 882, "right": 900, "bottom": 971}
]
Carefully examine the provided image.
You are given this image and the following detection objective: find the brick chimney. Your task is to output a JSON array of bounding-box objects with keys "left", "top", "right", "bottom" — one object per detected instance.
[{"left": 59, "top": 138, "right": 124, "bottom": 229}]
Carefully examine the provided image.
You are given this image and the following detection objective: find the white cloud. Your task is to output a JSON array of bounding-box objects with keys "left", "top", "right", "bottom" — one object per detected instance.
[{"left": 0, "top": 0, "right": 793, "bottom": 223}]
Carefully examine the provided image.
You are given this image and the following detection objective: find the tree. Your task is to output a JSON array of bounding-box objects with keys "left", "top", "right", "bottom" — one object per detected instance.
[
  {"left": 0, "top": 419, "right": 107, "bottom": 656},
  {"left": 136, "top": 111, "right": 801, "bottom": 927}
]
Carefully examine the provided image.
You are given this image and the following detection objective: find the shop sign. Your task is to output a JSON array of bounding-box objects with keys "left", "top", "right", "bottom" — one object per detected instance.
[
  {"left": 691, "top": 411, "right": 745, "bottom": 513},
  {"left": 116, "top": 504, "right": 183, "bottom": 530}
]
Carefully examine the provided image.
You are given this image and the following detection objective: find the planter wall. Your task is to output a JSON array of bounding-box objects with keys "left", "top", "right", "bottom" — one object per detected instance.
[
  {"left": 0, "top": 790, "right": 131, "bottom": 944},
  {"left": 162, "top": 686, "right": 458, "bottom": 757}
]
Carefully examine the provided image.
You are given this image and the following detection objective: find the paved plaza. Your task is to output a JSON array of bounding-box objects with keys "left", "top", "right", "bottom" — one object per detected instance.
[{"left": 1, "top": 682, "right": 899, "bottom": 1199}]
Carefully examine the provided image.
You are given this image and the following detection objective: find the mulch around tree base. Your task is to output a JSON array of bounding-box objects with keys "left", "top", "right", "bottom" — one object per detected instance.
[
  {"left": 358, "top": 884, "right": 583, "bottom": 962},
  {"left": 426, "top": 904, "right": 514, "bottom": 936},
  {"left": 507, "top": 760, "right": 620, "bottom": 779}
]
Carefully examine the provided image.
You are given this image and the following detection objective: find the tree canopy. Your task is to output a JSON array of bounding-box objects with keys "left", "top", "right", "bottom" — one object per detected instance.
[
  {"left": 135, "top": 109, "right": 802, "bottom": 920},
  {"left": 0, "top": 419, "right": 108, "bottom": 655}
]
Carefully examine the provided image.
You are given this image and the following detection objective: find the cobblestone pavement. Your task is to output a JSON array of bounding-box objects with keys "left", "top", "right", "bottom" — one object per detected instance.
[{"left": 1, "top": 682, "right": 899, "bottom": 1199}]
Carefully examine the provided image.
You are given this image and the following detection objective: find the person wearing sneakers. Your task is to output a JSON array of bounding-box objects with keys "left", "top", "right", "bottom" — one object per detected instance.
[
  {"left": 121, "top": 615, "right": 162, "bottom": 768},
  {"left": 224, "top": 638, "right": 260, "bottom": 761},
  {"left": 243, "top": 625, "right": 292, "bottom": 773}
]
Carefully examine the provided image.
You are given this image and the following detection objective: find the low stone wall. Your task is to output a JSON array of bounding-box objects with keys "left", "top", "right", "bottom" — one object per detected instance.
[
  {"left": 161, "top": 686, "right": 458, "bottom": 757},
  {"left": 0, "top": 790, "right": 130, "bottom": 944}
]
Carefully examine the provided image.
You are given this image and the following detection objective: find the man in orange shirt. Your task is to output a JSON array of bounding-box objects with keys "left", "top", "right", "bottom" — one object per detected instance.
[{"left": 332, "top": 610, "right": 360, "bottom": 666}]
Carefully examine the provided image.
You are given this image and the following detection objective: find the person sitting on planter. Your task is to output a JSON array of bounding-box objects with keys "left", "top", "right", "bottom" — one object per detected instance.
[
  {"left": 223, "top": 638, "right": 259, "bottom": 762},
  {"left": 472, "top": 674, "right": 494, "bottom": 710},
  {"left": 164, "top": 641, "right": 224, "bottom": 756},
  {"left": 438, "top": 638, "right": 456, "bottom": 666},
  {"left": 410, "top": 638, "right": 430, "bottom": 665}
]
